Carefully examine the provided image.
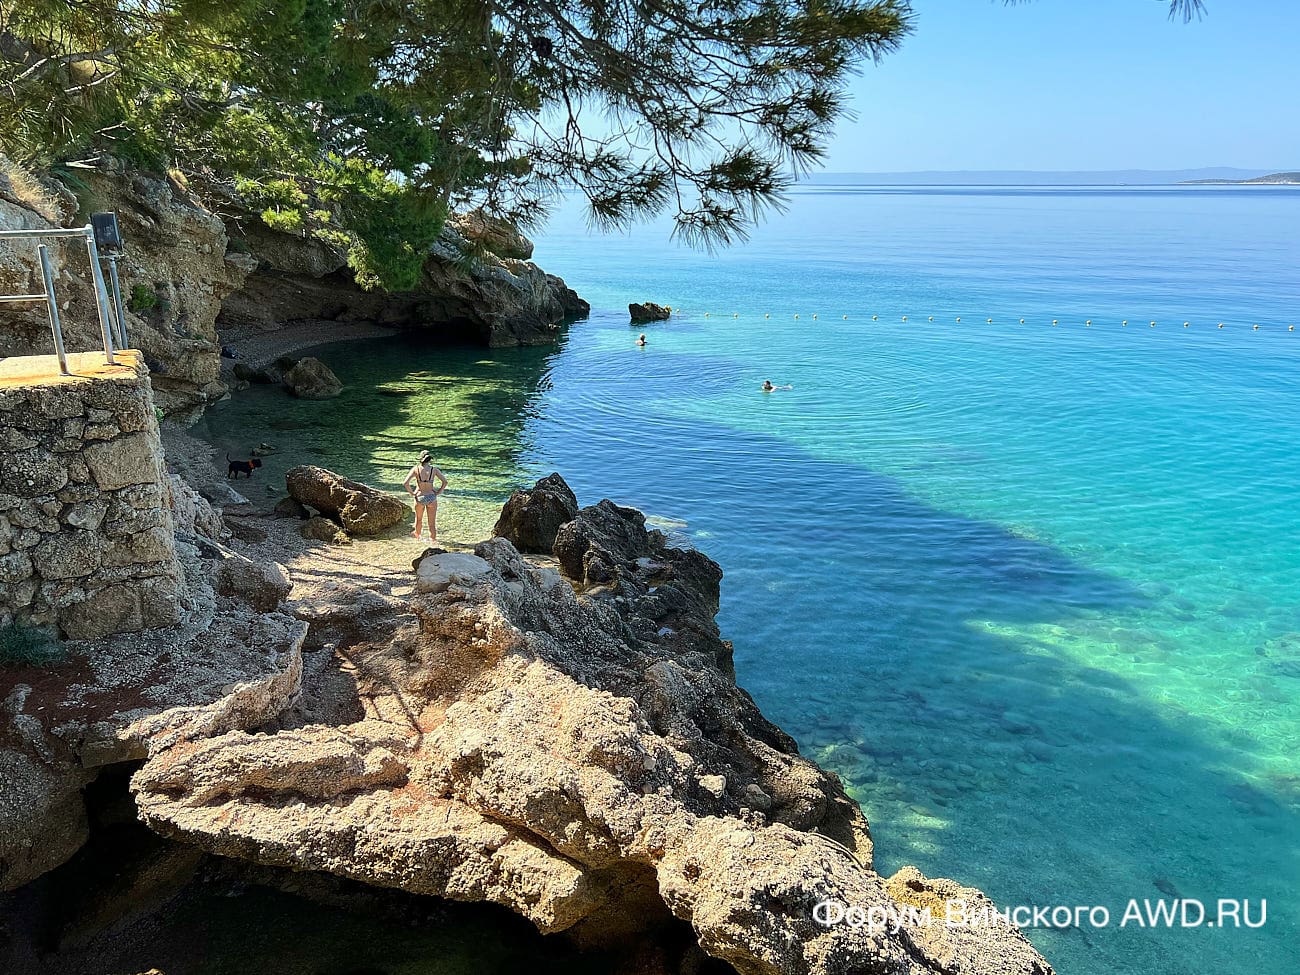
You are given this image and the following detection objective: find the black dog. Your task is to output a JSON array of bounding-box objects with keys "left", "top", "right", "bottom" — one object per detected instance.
[{"left": 227, "top": 454, "right": 263, "bottom": 479}]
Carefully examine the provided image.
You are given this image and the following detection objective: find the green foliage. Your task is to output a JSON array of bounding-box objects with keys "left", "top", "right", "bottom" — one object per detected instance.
[
  {"left": 0, "top": 621, "right": 65, "bottom": 668},
  {"left": 128, "top": 284, "right": 158, "bottom": 313},
  {"left": 0, "top": 0, "right": 917, "bottom": 261}
]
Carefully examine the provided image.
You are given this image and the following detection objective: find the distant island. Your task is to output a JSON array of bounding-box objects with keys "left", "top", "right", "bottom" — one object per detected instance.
[
  {"left": 1182, "top": 172, "right": 1300, "bottom": 185},
  {"left": 805, "top": 168, "right": 1292, "bottom": 186}
]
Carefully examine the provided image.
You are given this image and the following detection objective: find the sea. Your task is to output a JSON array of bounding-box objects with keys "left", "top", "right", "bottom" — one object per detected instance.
[{"left": 198, "top": 184, "right": 1300, "bottom": 975}]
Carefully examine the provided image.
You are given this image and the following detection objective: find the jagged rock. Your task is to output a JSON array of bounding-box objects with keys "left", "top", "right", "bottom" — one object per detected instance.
[
  {"left": 301, "top": 515, "right": 349, "bottom": 545},
  {"left": 493, "top": 472, "right": 579, "bottom": 553},
  {"left": 212, "top": 552, "right": 292, "bottom": 612},
  {"left": 220, "top": 218, "right": 589, "bottom": 348},
  {"left": 0, "top": 541, "right": 307, "bottom": 890},
  {"left": 282, "top": 357, "right": 343, "bottom": 400},
  {"left": 168, "top": 474, "right": 225, "bottom": 540},
  {"left": 286, "top": 466, "right": 406, "bottom": 535},
  {"left": 131, "top": 487, "right": 1053, "bottom": 975},
  {"left": 629, "top": 302, "right": 672, "bottom": 323},
  {"left": 553, "top": 499, "right": 652, "bottom": 586}
]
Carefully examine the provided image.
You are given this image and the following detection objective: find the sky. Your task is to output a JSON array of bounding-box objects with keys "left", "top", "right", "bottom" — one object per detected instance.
[{"left": 824, "top": 0, "right": 1300, "bottom": 172}]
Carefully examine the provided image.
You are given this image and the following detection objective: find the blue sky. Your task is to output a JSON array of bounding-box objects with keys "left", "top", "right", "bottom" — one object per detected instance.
[{"left": 825, "top": 0, "right": 1300, "bottom": 171}]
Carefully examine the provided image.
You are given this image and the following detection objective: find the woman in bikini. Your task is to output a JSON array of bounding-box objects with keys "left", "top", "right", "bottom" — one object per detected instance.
[{"left": 403, "top": 450, "right": 448, "bottom": 541}]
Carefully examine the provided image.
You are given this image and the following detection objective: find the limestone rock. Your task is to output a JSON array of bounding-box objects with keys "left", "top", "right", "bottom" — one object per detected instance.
[
  {"left": 283, "top": 357, "right": 343, "bottom": 400},
  {"left": 286, "top": 465, "right": 406, "bottom": 535},
  {"left": 130, "top": 485, "right": 1053, "bottom": 975},
  {"left": 0, "top": 160, "right": 251, "bottom": 413},
  {"left": 213, "top": 552, "right": 292, "bottom": 612},
  {"left": 273, "top": 496, "right": 310, "bottom": 520},
  {"left": 414, "top": 551, "right": 493, "bottom": 594},
  {"left": 302, "top": 515, "right": 349, "bottom": 545},
  {"left": 221, "top": 218, "right": 589, "bottom": 348},
  {"left": 451, "top": 209, "right": 534, "bottom": 260},
  {"left": 168, "top": 474, "right": 226, "bottom": 540},
  {"left": 629, "top": 302, "right": 672, "bottom": 323},
  {"left": 492, "top": 472, "right": 579, "bottom": 553}
]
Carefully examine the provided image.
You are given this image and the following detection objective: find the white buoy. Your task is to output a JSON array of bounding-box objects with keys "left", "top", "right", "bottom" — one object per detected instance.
[
  {"left": 872, "top": 315, "right": 878, "bottom": 321},
  {"left": 1253, "top": 324, "right": 1260, "bottom": 330},
  {"left": 1150, "top": 321, "right": 1156, "bottom": 327},
  {"left": 902, "top": 316, "right": 908, "bottom": 322},
  {"left": 986, "top": 318, "right": 993, "bottom": 324},
  {"left": 1218, "top": 323, "right": 1225, "bottom": 329},
  {"left": 1085, "top": 319, "right": 1092, "bottom": 325},
  {"left": 929, "top": 316, "right": 934, "bottom": 322},
  {"left": 1019, "top": 318, "right": 1025, "bottom": 324},
  {"left": 1052, "top": 319, "right": 1058, "bottom": 326},
  {"left": 1122, "top": 320, "right": 1128, "bottom": 326},
  {"left": 1183, "top": 322, "right": 1190, "bottom": 327},
  {"left": 955, "top": 317, "right": 961, "bottom": 323}
]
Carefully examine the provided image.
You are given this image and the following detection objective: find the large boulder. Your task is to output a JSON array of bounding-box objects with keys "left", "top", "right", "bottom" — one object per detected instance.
[
  {"left": 283, "top": 357, "right": 343, "bottom": 399},
  {"left": 285, "top": 466, "right": 406, "bottom": 535},
  {"left": 493, "top": 473, "right": 579, "bottom": 553},
  {"left": 629, "top": 302, "right": 671, "bottom": 323}
]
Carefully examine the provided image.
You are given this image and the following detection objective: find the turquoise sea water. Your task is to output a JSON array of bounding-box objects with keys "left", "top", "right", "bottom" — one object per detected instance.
[{"left": 204, "top": 186, "right": 1300, "bottom": 975}]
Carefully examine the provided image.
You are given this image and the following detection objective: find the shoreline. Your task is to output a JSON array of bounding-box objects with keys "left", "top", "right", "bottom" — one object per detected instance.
[{"left": 220, "top": 321, "right": 400, "bottom": 370}]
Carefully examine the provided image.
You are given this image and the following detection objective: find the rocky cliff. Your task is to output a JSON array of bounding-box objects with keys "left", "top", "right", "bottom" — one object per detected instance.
[
  {"left": 120, "top": 476, "right": 1052, "bottom": 975},
  {"left": 0, "top": 160, "right": 589, "bottom": 413}
]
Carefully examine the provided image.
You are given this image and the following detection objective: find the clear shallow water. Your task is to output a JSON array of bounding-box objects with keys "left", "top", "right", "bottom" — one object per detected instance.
[{"left": 205, "top": 186, "right": 1300, "bottom": 975}]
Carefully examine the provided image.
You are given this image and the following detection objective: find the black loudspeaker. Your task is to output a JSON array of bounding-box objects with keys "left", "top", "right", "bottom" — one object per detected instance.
[{"left": 90, "top": 212, "right": 122, "bottom": 252}]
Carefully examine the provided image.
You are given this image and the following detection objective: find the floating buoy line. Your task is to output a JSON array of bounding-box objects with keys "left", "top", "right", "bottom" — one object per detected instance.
[{"left": 667, "top": 312, "right": 1297, "bottom": 332}]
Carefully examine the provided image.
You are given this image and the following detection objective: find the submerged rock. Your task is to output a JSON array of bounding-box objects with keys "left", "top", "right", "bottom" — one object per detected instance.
[
  {"left": 493, "top": 472, "right": 579, "bottom": 553},
  {"left": 285, "top": 465, "right": 406, "bottom": 535}
]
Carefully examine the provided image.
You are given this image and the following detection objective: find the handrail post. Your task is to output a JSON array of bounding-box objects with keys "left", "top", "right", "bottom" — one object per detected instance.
[
  {"left": 106, "top": 254, "right": 128, "bottom": 348},
  {"left": 83, "top": 227, "right": 117, "bottom": 364},
  {"left": 37, "top": 244, "right": 70, "bottom": 376}
]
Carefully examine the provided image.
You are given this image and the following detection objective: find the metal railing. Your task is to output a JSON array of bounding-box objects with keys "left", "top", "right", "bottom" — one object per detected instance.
[{"left": 0, "top": 217, "right": 128, "bottom": 375}]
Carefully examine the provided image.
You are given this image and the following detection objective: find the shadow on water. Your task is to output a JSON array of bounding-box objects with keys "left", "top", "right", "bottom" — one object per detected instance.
[{"left": 543, "top": 408, "right": 1298, "bottom": 975}]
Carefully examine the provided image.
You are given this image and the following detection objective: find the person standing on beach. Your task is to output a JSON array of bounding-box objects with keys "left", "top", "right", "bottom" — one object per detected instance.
[{"left": 403, "top": 450, "right": 447, "bottom": 541}]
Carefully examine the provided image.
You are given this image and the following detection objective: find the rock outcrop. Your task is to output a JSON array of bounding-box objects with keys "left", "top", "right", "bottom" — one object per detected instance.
[
  {"left": 0, "top": 534, "right": 307, "bottom": 892},
  {"left": 492, "top": 472, "right": 579, "bottom": 553},
  {"left": 282, "top": 356, "right": 343, "bottom": 399},
  {"left": 220, "top": 215, "right": 589, "bottom": 348},
  {"left": 130, "top": 482, "right": 1054, "bottom": 975},
  {"left": 630, "top": 302, "right": 672, "bottom": 323},
  {"left": 0, "top": 159, "right": 256, "bottom": 413},
  {"left": 285, "top": 466, "right": 407, "bottom": 536},
  {"left": 1, "top": 157, "right": 587, "bottom": 414}
]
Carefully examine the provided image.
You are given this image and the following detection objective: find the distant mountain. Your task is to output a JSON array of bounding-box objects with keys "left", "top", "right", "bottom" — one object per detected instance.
[
  {"left": 803, "top": 168, "right": 1281, "bottom": 186},
  {"left": 1182, "top": 172, "right": 1300, "bottom": 185}
]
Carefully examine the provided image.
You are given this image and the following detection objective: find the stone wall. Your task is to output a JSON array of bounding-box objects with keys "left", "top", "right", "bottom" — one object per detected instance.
[{"left": 0, "top": 351, "right": 181, "bottom": 640}]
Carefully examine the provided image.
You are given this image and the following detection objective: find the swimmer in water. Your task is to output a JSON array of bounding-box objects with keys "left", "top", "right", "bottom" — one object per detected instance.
[
  {"left": 637, "top": 333, "right": 647, "bottom": 346},
  {"left": 762, "top": 379, "right": 792, "bottom": 392}
]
